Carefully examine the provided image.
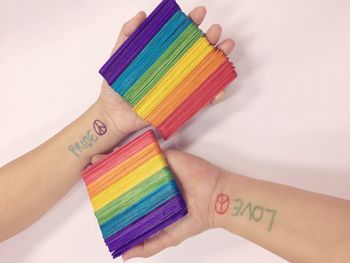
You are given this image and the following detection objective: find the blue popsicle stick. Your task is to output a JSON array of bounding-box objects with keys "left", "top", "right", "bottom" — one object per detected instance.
[
  {"left": 101, "top": 179, "right": 180, "bottom": 238},
  {"left": 112, "top": 11, "right": 191, "bottom": 95}
]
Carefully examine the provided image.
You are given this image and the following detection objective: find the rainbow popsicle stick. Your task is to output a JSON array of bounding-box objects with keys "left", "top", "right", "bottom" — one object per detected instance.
[
  {"left": 82, "top": 130, "right": 187, "bottom": 258},
  {"left": 100, "top": 0, "right": 237, "bottom": 139}
]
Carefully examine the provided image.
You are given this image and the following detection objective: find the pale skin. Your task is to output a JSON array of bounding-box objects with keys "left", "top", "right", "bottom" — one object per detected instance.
[
  {"left": 100, "top": 150, "right": 349, "bottom": 263},
  {"left": 0, "top": 7, "right": 234, "bottom": 242},
  {"left": 2, "top": 6, "right": 349, "bottom": 263},
  {"left": 92, "top": 10, "right": 349, "bottom": 263}
]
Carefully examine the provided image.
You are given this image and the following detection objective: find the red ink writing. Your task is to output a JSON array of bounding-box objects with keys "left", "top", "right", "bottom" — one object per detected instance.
[{"left": 215, "top": 193, "right": 230, "bottom": 215}]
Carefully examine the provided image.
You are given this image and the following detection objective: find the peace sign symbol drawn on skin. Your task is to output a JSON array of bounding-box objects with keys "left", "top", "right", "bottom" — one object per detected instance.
[
  {"left": 215, "top": 193, "right": 230, "bottom": 215},
  {"left": 93, "top": 120, "right": 107, "bottom": 136}
]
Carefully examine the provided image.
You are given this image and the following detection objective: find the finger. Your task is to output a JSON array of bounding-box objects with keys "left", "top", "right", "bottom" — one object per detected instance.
[
  {"left": 209, "top": 39, "right": 235, "bottom": 105},
  {"left": 188, "top": 6, "right": 206, "bottom": 26},
  {"left": 207, "top": 39, "right": 235, "bottom": 104},
  {"left": 217, "top": 38, "right": 235, "bottom": 55},
  {"left": 205, "top": 24, "right": 222, "bottom": 45},
  {"left": 111, "top": 11, "right": 147, "bottom": 54},
  {"left": 91, "top": 154, "right": 106, "bottom": 164},
  {"left": 113, "top": 146, "right": 120, "bottom": 152}
]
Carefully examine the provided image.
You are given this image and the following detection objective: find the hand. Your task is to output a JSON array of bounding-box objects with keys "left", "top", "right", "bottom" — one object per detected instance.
[
  {"left": 122, "top": 150, "right": 225, "bottom": 261},
  {"left": 90, "top": 149, "right": 226, "bottom": 260},
  {"left": 96, "top": 6, "right": 235, "bottom": 138}
]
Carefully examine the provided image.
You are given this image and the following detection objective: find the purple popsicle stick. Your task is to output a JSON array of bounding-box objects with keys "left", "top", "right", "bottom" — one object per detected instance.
[
  {"left": 104, "top": 194, "right": 187, "bottom": 255},
  {"left": 102, "top": 6, "right": 178, "bottom": 85},
  {"left": 106, "top": 194, "right": 186, "bottom": 247},
  {"left": 100, "top": 0, "right": 180, "bottom": 85},
  {"left": 112, "top": 208, "right": 187, "bottom": 258},
  {"left": 100, "top": 0, "right": 173, "bottom": 73}
]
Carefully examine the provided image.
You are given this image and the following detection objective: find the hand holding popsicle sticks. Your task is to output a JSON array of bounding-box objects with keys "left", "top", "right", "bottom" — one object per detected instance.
[
  {"left": 99, "top": 0, "right": 237, "bottom": 139},
  {"left": 83, "top": 0, "right": 237, "bottom": 258}
]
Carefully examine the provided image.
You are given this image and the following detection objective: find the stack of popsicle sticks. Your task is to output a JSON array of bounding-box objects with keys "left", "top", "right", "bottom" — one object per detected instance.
[
  {"left": 82, "top": 130, "right": 187, "bottom": 258},
  {"left": 100, "top": 0, "right": 237, "bottom": 139},
  {"left": 82, "top": 0, "right": 238, "bottom": 258}
]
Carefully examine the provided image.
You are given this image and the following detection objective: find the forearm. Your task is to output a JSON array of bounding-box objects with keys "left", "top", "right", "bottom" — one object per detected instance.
[
  {"left": 0, "top": 99, "right": 124, "bottom": 241},
  {"left": 212, "top": 172, "right": 350, "bottom": 263}
]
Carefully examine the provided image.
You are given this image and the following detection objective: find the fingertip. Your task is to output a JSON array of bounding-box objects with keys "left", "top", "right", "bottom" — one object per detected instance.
[
  {"left": 91, "top": 154, "right": 104, "bottom": 164},
  {"left": 123, "top": 11, "right": 147, "bottom": 36},
  {"left": 218, "top": 38, "right": 236, "bottom": 55},
  {"left": 135, "top": 10, "right": 147, "bottom": 21},
  {"left": 211, "top": 23, "right": 222, "bottom": 33},
  {"left": 226, "top": 38, "right": 236, "bottom": 48},
  {"left": 198, "top": 5, "right": 207, "bottom": 14},
  {"left": 194, "top": 5, "right": 207, "bottom": 15},
  {"left": 189, "top": 6, "right": 207, "bottom": 25},
  {"left": 206, "top": 24, "right": 222, "bottom": 45}
]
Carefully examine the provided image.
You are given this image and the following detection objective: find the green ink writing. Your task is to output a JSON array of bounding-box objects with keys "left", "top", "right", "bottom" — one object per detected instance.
[
  {"left": 265, "top": 209, "right": 277, "bottom": 232},
  {"left": 231, "top": 198, "right": 277, "bottom": 232},
  {"left": 240, "top": 201, "right": 253, "bottom": 219},
  {"left": 252, "top": 206, "right": 264, "bottom": 221},
  {"left": 232, "top": 199, "right": 243, "bottom": 216},
  {"left": 68, "top": 129, "right": 98, "bottom": 158}
]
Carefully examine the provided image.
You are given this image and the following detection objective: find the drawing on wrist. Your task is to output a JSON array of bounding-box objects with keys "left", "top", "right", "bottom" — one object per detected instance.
[
  {"left": 68, "top": 120, "right": 107, "bottom": 158},
  {"left": 232, "top": 198, "right": 277, "bottom": 232},
  {"left": 215, "top": 193, "right": 230, "bottom": 215},
  {"left": 93, "top": 120, "right": 107, "bottom": 136},
  {"left": 214, "top": 193, "right": 277, "bottom": 232}
]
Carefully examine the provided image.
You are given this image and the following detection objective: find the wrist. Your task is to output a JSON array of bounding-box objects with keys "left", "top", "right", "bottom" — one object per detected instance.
[
  {"left": 65, "top": 101, "right": 124, "bottom": 161},
  {"left": 93, "top": 98, "right": 126, "bottom": 140},
  {"left": 97, "top": 85, "right": 148, "bottom": 138},
  {"left": 210, "top": 171, "right": 249, "bottom": 230}
]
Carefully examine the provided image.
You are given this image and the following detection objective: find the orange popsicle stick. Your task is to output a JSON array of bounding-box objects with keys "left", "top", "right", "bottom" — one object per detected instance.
[
  {"left": 146, "top": 49, "right": 227, "bottom": 126},
  {"left": 87, "top": 142, "right": 160, "bottom": 198}
]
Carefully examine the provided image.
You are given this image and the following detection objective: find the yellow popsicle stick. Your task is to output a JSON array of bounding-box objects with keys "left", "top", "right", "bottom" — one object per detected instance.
[
  {"left": 146, "top": 49, "right": 226, "bottom": 125},
  {"left": 87, "top": 142, "right": 160, "bottom": 198},
  {"left": 91, "top": 154, "right": 167, "bottom": 211},
  {"left": 135, "top": 37, "right": 212, "bottom": 117},
  {"left": 134, "top": 37, "right": 214, "bottom": 118}
]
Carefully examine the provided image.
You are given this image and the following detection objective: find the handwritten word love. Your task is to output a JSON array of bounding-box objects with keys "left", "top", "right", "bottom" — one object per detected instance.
[{"left": 232, "top": 198, "right": 277, "bottom": 232}]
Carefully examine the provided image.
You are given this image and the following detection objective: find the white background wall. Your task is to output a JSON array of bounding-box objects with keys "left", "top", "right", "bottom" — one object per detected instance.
[{"left": 0, "top": 0, "right": 349, "bottom": 262}]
